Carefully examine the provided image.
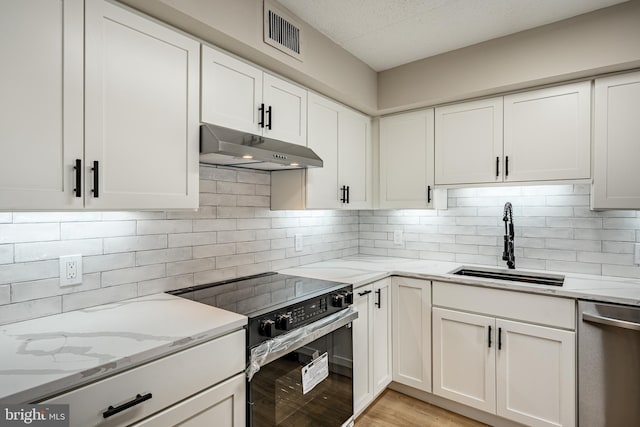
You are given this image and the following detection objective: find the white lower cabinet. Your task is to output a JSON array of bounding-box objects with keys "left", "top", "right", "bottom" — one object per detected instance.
[
  {"left": 42, "top": 330, "right": 245, "bottom": 427},
  {"left": 391, "top": 277, "right": 431, "bottom": 392},
  {"left": 353, "top": 278, "right": 392, "bottom": 415},
  {"left": 132, "top": 373, "right": 245, "bottom": 427},
  {"left": 432, "top": 282, "right": 576, "bottom": 427}
]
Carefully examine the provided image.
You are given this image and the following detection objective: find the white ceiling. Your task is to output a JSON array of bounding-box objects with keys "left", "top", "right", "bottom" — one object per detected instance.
[{"left": 276, "top": 0, "right": 628, "bottom": 71}]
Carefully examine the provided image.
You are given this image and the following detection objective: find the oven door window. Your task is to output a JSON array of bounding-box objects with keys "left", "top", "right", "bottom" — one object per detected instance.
[{"left": 249, "top": 325, "right": 353, "bottom": 427}]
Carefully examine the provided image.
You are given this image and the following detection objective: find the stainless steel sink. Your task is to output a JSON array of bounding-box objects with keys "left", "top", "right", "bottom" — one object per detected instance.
[{"left": 450, "top": 266, "right": 565, "bottom": 286}]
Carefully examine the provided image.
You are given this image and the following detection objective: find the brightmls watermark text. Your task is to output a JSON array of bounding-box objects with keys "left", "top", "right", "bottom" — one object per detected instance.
[{"left": 1, "top": 405, "right": 69, "bottom": 426}]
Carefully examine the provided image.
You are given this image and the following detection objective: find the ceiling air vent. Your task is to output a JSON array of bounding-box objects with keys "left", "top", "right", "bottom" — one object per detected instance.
[{"left": 263, "top": 1, "right": 303, "bottom": 61}]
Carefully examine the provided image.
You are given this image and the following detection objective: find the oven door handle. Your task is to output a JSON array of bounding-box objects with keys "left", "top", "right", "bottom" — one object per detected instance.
[
  {"left": 247, "top": 307, "right": 358, "bottom": 380},
  {"left": 583, "top": 312, "right": 640, "bottom": 331}
]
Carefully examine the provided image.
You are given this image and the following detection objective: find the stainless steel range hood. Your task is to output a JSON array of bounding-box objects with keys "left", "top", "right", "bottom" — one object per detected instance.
[{"left": 199, "top": 124, "right": 323, "bottom": 171}]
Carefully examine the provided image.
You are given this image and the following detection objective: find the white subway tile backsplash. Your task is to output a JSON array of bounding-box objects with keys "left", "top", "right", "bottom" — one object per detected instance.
[
  {"left": 575, "top": 229, "right": 636, "bottom": 242},
  {"left": 62, "top": 284, "right": 138, "bottom": 312},
  {"left": 237, "top": 195, "right": 270, "bottom": 207},
  {"left": 217, "top": 181, "right": 256, "bottom": 195},
  {"left": 602, "top": 241, "right": 635, "bottom": 254},
  {"left": 0, "top": 296, "right": 61, "bottom": 325},
  {"left": 136, "top": 247, "right": 193, "bottom": 266},
  {"left": 102, "top": 265, "right": 165, "bottom": 287},
  {"left": 62, "top": 221, "right": 135, "bottom": 240},
  {"left": 11, "top": 274, "right": 101, "bottom": 303},
  {"left": 138, "top": 274, "right": 193, "bottom": 296},
  {"left": 14, "top": 239, "right": 103, "bottom": 263},
  {"left": 577, "top": 251, "right": 634, "bottom": 266},
  {"left": 0, "top": 245, "right": 13, "bottom": 264},
  {"left": 192, "top": 243, "right": 236, "bottom": 259},
  {"left": 0, "top": 223, "right": 60, "bottom": 244},
  {"left": 137, "top": 220, "right": 192, "bottom": 235},
  {"left": 237, "top": 170, "right": 269, "bottom": 185},
  {"left": 0, "top": 285, "right": 9, "bottom": 305},
  {"left": 602, "top": 264, "right": 640, "bottom": 279},
  {"left": 192, "top": 219, "right": 236, "bottom": 232},
  {"left": 0, "top": 260, "right": 58, "bottom": 285},
  {"left": 166, "top": 258, "right": 215, "bottom": 276},
  {"left": 104, "top": 235, "right": 167, "bottom": 254},
  {"left": 0, "top": 213, "right": 12, "bottom": 223},
  {"left": 168, "top": 232, "right": 217, "bottom": 248},
  {"left": 84, "top": 253, "right": 135, "bottom": 273},
  {"left": 13, "top": 212, "right": 102, "bottom": 223},
  {"left": 547, "top": 260, "right": 602, "bottom": 275}
]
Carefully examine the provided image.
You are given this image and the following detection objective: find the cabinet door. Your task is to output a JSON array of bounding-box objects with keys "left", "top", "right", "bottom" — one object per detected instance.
[
  {"left": 306, "top": 93, "right": 341, "bottom": 209},
  {"left": 372, "top": 278, "right": 392, "bottom": 396},
  {"left": 339, "top": 108, "right": 372, "bottom": 209},
  {"left": 496, "top": 320, "right": 575, "bottom": 427},
  {"left": 353, "top": 284, "right": 374, "bottom": 415},
  {"left": 392, "top": 277, "right": 431, "bottom": 392},
  {"left": 263, "top": 73, "right": 307, "bottom": 146},
  {"left": 0, "top": 0, "right": 83, "bottom": 210},
  {"left": 201, "top": 46, "right": 264, "bottom": 135},
  {"left": 379, "top": 110, "right": 434, "bottom": 209},
  {"left": 85, "top": 0, "right": 199, "bottom": 209},
  {"left": 132, "top": 373, "right": 245, "bottom": 427},
  {"left": 435, "top": 97, "right": 503, "bottom": 185},
  {"left": 432, "top": 308, "right": 496, "bottom": 413},
  {"left": 592, "top": 71, "right": 640, "bottom": 209},
  {"left": 504, "top": 82, "right": 591, "bottom": 182}
]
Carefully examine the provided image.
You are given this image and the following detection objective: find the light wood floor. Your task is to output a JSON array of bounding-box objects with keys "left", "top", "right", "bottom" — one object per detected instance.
[{"left": 355, "top": 390, "right": 489, "bottom": 427}]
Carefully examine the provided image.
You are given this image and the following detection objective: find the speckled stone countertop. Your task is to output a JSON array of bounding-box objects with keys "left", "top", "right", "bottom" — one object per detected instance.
[
  {"left": 281, "top": 255, "right": 640, "bottom": 306},
  {"left": 0, "top": 293, "right": 246, "bottom": 404}
]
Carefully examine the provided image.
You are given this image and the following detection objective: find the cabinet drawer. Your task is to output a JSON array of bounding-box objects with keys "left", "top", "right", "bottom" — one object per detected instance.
[
  {"left": 42, "top": 329, "right": 245, "bottom": 427},
  {"left": 433, "top": 282, "right": 575, "bottom": 330}
]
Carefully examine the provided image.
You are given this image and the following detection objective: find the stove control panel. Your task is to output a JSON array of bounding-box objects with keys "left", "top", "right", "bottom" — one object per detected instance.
[{"left": 253, "top": 285, "right": 352, "bottom": 344}]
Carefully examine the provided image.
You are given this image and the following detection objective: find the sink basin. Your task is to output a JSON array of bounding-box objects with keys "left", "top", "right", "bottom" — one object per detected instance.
[{"left": 450, "top": 266, "right": 565, "bottom": 287}]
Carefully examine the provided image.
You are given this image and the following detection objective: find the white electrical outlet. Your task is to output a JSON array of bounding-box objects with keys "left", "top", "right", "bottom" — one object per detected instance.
[
  {"left": 635, "top": 244, "right": 640, "bottom": 266},
  {"left": 60, "top": 255, "right": 83, "bottom": 287},
  {"left": 295, "top": 234, "right": 303, "bottom": 252},
  {"left": 393, "top": 230, "right": 403, "bottom": 245}
]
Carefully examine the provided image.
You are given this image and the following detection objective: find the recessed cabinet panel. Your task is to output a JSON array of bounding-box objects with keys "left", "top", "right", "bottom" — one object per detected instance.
[
  {"left": 504, "top": 82, "right": 591, "bottom": 182},
  {"left": 435, "top": 97, "right": 503, "bottom": 185},
  {"left": 201, "top": 46, "right": 263, "bottom": 134},
  {"left": 379, "top": 110, "right": 434, "bottom": 208},
  {"left": 0, "top": 0, "right": 83, "bottom": 209},
  {"left": 496, "top": 320, "right": 575, "bottom": 427},
  {"left": 85, "top": 0, "right": 199, "bottom": 209},
  {"left": 263, "top": 73, "right": 307, "bottom": 146},
  {"left": 306, "top": 94, "right": 340, "bottom": 209},
  {"left": 372, "top": 278, "right": 392, "bottom": 395},
  {"left": 433, "top": 308, "right": 496, "bottom": 413},
  {"left": 592, "top": 71, "right": 640, "bottom": 209},
  {"left": 353, "top": 284, "right": 374, "bottom": 415}
]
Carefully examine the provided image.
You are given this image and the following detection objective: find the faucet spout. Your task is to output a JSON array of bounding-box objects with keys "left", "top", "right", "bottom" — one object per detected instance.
[{"left": 502, "top": 202, "right": 515, "bottom": 269}]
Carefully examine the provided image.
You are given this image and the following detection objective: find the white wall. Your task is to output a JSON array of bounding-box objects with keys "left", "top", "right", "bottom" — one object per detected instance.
[
  {"left": 378, "top": 1, "right": 640, "bottom": 113},
  {"left": 361, "top": 184, "right": 640, "bottom": 278},
  {"left": 118, "top": 0, "right": 378, "bottom": 114},
  {"left": 0, "top": 166, "right": 358, "bottom": 325}
]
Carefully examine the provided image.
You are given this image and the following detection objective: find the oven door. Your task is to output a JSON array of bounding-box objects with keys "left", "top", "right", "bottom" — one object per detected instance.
[{"left": 248, "top": 308, "right": 356, "bottom": 427}]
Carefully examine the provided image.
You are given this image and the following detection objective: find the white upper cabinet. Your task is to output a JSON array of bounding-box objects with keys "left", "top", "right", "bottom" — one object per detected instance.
[
  {"left": 338, "top": 107, "right": 372, "bottom": 209},
  {"left": 592, "top": 71, "right": 640, "bottom": 209},
  {"left": 263, "top": 73, "right": 307, "bottom": 146},
  {"left": 504, "top": 82, "right": 591, "bottom": 182},
  {"left": 201, "top": 45, "right": 307, "bottom": 146},
  {"left": 273, "top": 93, "right": 371, "bottom": 210},
  {"left": 84, "top": 0, "right": 200, "bottom": 210},
  {"left": 0, "top": 0, "right": 84, "bottom": 210},
  {"left": 201, "top": 47, "right": 263, "bottom": 135},
  {"left": 379, "top": 109, "right": 435, "bottom": 208},
  {"left": 435, "top": 97, "right": 503, "bottom": 185}
]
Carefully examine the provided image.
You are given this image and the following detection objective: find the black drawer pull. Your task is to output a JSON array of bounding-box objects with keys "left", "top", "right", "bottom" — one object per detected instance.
[
  {"left": 346, "top": 186, "right": 350, "bottom": 204},
  {"left": 266, "top": 105, "right": 272, "bottom": 130},
  {"left": 496, "top": 157, "right": 499, "bottom": 177},
  {"left": 258, "top": 103, "right": 265, "bottom": 128},
  {"left": 427, "top": 185, "right": 432, "bottom": 204},
  {"left": 498, "top": 327, "right": 503, "bottom": 350},
  {"left": 91, "top": 161, "right": 99, "bottom": 198},
  {"left": 103, "top": 393, "right": 152, "bottom": 419},
  {"left": 505, "top": 156, "right": 509, "bottom": 177},
  {"left": 358, "top": 290, "right": 372, "bottom": 296},
  {"left": 488, "top": 325, "right": 492, "bottom": 348},
  {"left": 375, "top": 289, "right": 381, "bottom": 308},
  {"left": 73, "top": 159, "right": 81, "bottom": 198}
]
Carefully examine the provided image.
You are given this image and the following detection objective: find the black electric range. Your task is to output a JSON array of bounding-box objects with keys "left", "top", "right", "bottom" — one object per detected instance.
[{"left": 168, "top": 272, "right": 353, "bottom": 347}]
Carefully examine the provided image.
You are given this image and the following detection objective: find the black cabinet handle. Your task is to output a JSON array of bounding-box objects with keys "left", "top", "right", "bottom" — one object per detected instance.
[
  {"left": 346, "top": 186, "right": 350, "bottom": 204},
  {"left": 498, "top": 327, "right": 503, "bottom": 350},
  {"left": 375, "top": 289, "right": 381, "bottom": 308},
  {"left": 358, "top": 290, "right": 372, "bottom": 296},
  {"left": 103, "top": 393, "right": 152, "bottom": 419},
  {"left": 258, "top": 103, "right": 265, "bottom": 128},
  {"left": 73, "top": 159, "right": 81, "bottom": 198},
  {"left": 340, "top": 186, "right": 346, "bottom": 203},
  {"left": 91, "top": 161, "right": 99, "bottom": 198},
  {"left": 488, "top": 325, "right": 492, "bottom": 348},
  {"left": 266, "top": 106, "right": 272, "bottom": 130},
  {"left": 505, "top": 156, "right": 509, "bottom": 177},
  {"left": 427, "top": 185, "right": 432, "bottom": 203},
  {"left": 496, "top": 157, "right": 499, "bottom": 177}
]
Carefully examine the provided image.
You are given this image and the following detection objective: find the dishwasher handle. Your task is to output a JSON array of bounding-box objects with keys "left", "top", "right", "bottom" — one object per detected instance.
[{"left": 582, "top": 312, "right": 640, "bottom": 331}]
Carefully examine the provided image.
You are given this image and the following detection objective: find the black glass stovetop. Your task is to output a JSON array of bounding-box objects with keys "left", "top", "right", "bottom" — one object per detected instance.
[{"left": 168, "top": 272, "right": 349, "bottom": 319}]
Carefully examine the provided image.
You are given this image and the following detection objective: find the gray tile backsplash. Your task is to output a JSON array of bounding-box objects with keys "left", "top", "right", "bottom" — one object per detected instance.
[
  {"left": 360, "top": 184, "right": 640, "bottom": 277},
  {"left": 0, "top": 165, "right": 358, "bottom": 325},
  {"left": 2, "top": 175, "right": 640, "bottom": 326}
]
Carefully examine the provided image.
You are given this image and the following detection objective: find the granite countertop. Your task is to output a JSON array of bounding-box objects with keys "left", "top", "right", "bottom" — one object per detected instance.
[
  {"left": 280, "top": 255, "right": 640, "bottom": 306},
  {"left": 0, "top": 293, "right": 247, "bottom": 404}
]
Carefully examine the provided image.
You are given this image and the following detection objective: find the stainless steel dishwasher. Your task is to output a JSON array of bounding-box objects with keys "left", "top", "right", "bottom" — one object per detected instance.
[{"left": 579, "top": 300, "right": 640, "bottom": 426}]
